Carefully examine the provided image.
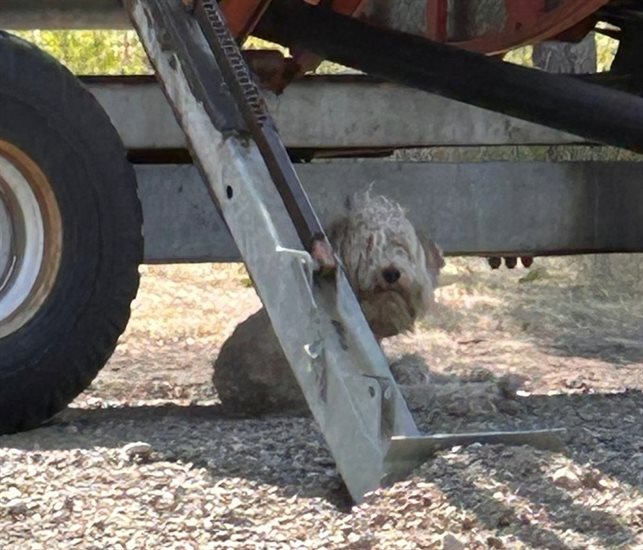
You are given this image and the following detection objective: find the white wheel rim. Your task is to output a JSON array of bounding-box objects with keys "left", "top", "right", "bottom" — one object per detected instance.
[{"left": 0, "top": 142, "right": 62, "bottom": 338}]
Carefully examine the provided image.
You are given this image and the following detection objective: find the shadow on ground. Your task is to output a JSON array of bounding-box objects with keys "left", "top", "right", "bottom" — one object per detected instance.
[{"left": 504, "top": 284, "right": 643, "bottom": 366}]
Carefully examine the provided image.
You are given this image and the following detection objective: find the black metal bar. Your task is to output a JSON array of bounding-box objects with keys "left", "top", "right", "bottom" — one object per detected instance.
[
  {"left": 192, "top": 0, "right": 334, "bottom": 266},
  {"left": 257, "top": 0, "right": 643, "bottom": 154}
]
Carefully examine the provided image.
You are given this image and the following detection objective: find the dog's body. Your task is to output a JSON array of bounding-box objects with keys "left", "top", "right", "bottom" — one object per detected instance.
[
  {"left": 213, "top": 191, "right": 443, "bottom": 414},
  {"left": 330, "top": 191, "right": 444, "bottom": 339}
]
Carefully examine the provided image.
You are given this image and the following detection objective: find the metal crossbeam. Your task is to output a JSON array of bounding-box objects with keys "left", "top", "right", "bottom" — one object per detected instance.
[
  {"left": 83, "top": 76, "right": 586, "bottom": 150},
  {"left": 135, "top": 161, "right": 643, "bottom": 263}
]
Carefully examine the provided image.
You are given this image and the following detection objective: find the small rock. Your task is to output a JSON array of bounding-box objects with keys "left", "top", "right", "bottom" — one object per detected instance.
[
  {"left": 497, "top": 373, "right": 527, "bottom": 398},
  {"left": 581, "top": 469, "right": 608, "bottom": 490},
  {"left": 389, "top": 354, "right": 430, "bottom": 385},
  {"left": 5, "top": 499, "right": 28, "bottom": 516},
  {"left": 496, "top": 510, "right": 513, "bottom": 527},
  {"left": 552, "top": 466, "right": 581, "bottom": 489},
  {"left": 5, "top": 487, "right": 21, "bottom": 500},
  {"left": 563, "top": 376, "right": 591, "bottom": 391},
  {"left": 445, "top": 398, "right": 471, "bottom": 417},
  {"left": 121, "top": 442, "right": 153, "bottom": 462},
  {"left": 486, "top": 536, "right": 505, "bottom": 549},
  {"left": 464, "top": 367, "right": 494, "bottom": 382},
  {"left": 497, "top": 399, "right": 521, "bottom": 415},
  {"left": 441, "top": 533, "right": 465, "bottom": 550}
]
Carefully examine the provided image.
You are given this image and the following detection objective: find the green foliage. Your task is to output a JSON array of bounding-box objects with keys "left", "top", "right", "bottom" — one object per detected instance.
[
  {"left": 519, "top": 267, "right": 549, "bottom": 284},
  {"left": 503, "top": 33, "right": 617, "bottom": 71},
  {"left": 503, "top": 46, "right": 533, "bottom": 67},
  {"left": 595, "top": 34, "right": 618, "bottom": 72},
  {"left": 10, "top": 28, "right": 619, "bottom": 77}
]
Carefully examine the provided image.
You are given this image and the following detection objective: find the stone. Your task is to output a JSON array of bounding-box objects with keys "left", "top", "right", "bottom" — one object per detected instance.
[
  {"left": 389, "top": 354, "right": 430, "bottom": 385},
  {"left": 121, "top": 441, "right": 153, "bottom": 462},
  {"left": 441, "top": 533, "right": 465, "bottom": 550},
  {"left": 212, "top": 308, "right": 309, "bottom": 416},
  {"left": 552, "top": 466, "right": 581, "bottom": 490}
]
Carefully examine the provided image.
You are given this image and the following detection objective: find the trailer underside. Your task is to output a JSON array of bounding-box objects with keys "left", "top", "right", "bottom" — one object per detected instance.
[
  {"left": 0, "top": 0, "right": 642, "bottom": 502},
  {"left": 66, "top": 74, "right": 640, "bottom": 262}
]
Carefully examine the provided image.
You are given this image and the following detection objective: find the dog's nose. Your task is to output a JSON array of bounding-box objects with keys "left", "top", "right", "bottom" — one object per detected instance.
[{"left": 382, "top": 267, "right": 401, "bottom": 284}]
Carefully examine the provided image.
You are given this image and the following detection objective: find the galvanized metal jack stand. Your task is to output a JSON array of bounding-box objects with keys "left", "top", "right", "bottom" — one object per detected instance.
[{"left": 124, "top": 0, "right": 564, "bottom": 503}]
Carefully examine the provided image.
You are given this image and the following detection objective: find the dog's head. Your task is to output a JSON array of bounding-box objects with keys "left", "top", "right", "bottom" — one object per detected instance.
[{"left": 330, "top": 191, "right": 443, "bottom": 339}]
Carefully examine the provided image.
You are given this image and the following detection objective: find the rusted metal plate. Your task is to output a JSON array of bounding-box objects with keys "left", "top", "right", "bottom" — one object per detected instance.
[
  {"left": 220, "top": 0, "right": 272, "bottom": 39},
  {"left": 331, "top": 0, "right": 369, "bottom": 17},
  {"left": 365, "top": 0, "right": 610, "bottom": 54},
  {"left": 220, "top": 0, "right": 366, "bottom": 41},
  {"left": 447, "top": 0, "right": 611, "bottom": 54}
]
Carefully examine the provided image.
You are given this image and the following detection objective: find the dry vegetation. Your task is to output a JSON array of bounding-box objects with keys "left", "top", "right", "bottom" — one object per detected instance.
[{"left": 1, "top": 257, "right": 642, "bottom": 549}]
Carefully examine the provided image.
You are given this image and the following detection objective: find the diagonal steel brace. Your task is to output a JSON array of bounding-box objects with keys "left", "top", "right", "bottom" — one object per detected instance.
[{"left": 124, "top": 0, "right": 564, "bottom": 502}]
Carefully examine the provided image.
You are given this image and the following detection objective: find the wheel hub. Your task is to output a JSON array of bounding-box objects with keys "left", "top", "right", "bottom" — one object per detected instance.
[
  {"left": 0, "top": 191, "right": 14, "bottom": 287},
  {"left": 0, "top": 142, "right": 62, "bottom": 338}
]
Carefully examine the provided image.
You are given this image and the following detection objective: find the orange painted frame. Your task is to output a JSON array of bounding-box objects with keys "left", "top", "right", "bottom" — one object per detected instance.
[
  {"left": 221, "top": 1, "right": 609, "bottom": 56},
  {"left": 427, "top": 0, "right": 610, "bottom": 54},
  {"left": 219, "top": 0, "right": 273, "bottom": 39},
  {"left": 220, "top": 0, "right": 367, "bottom": 40}
]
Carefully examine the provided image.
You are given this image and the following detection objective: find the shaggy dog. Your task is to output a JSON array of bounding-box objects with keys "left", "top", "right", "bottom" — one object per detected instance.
[
  {"left": 330, "top": 190, "right": 444, "bottom": 339},
  {"left": 213, "top": 191, "right": 444, "bottom": 414}
]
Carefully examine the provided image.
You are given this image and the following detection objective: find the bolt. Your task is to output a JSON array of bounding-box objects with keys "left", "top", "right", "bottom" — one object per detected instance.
[
  {"left": 520, "top": 256, "right": 534, "bottom": 268},
  {"left": 487, "top": 257, "right": 502, "bottom": 270},
  {"left": 504, "top": 257, "right": 517, "bottom": 269}
]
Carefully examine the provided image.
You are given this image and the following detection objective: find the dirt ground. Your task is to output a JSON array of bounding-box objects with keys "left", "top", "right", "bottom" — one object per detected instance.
[{"left": 1, "top": 257, "right": 642, "bottom": 549}]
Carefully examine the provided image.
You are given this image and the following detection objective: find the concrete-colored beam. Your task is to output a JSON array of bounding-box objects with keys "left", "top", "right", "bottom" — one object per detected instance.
[
  {"left": 83, "top": 76, "right": 586, "bottom": 150},
  {"left": 137, "top": 160, "right": 643, "bottom": 263}
]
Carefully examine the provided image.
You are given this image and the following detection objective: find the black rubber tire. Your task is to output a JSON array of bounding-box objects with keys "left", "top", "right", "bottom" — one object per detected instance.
[{"left": 0, "top": 32, "right": 143, "bottom": 434}]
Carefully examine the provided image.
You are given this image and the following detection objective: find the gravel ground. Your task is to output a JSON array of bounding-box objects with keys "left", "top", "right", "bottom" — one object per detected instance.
[{"left": 1, "top": 259, "right": 642, "bottom": 549}]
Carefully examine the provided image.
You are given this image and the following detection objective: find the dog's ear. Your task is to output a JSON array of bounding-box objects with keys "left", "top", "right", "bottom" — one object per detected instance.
[{"left": 417, "top": 231, "right": 445, "bottom": 286}]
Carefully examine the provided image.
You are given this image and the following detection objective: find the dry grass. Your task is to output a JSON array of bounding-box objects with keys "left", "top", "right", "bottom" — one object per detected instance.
[{"left": 433, "top": 258, "right": 641, "bottom": 397}]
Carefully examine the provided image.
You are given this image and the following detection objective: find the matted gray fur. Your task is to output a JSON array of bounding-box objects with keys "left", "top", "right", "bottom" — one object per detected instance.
[{"left": 330, "top": 190, "right": 444, "bottom": 339}]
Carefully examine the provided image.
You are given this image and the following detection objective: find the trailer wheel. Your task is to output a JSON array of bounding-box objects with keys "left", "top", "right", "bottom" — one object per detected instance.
[{"left": 0, "top": 32, "right": 143, "bottom": 433}]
